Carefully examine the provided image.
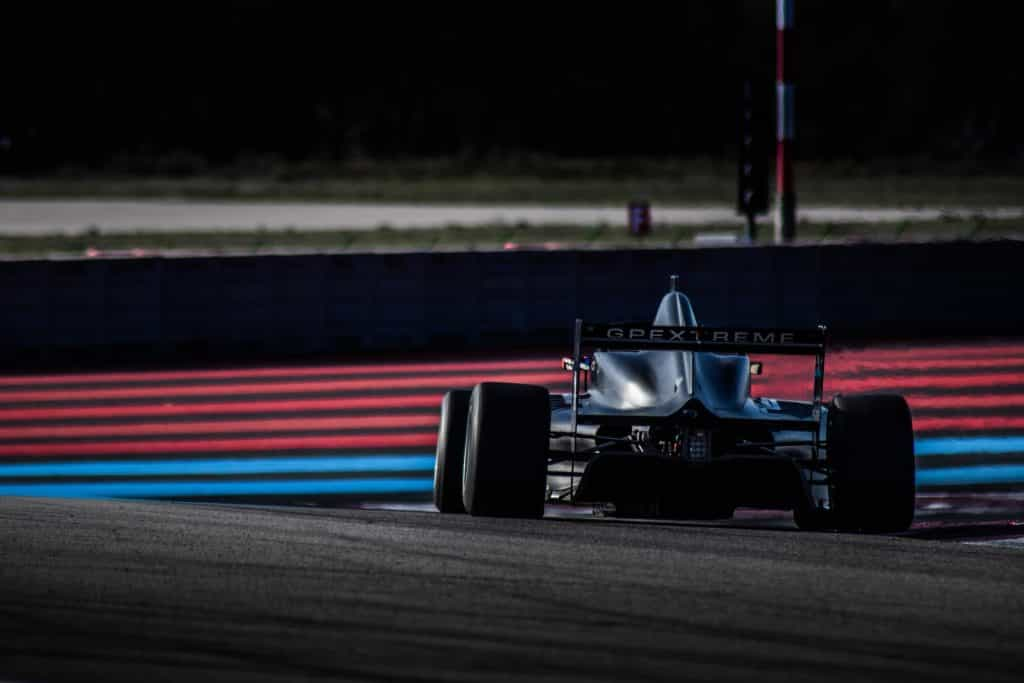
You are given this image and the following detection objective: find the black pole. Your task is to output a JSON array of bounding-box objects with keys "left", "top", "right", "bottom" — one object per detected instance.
[{"left": 738, "top": 79, "right": 769, "bottom": 243}]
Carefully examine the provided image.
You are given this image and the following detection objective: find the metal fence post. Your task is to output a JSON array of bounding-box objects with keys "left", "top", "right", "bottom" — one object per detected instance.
[{"left": 775, "top": 0, "right": 797, "bottom": 243}]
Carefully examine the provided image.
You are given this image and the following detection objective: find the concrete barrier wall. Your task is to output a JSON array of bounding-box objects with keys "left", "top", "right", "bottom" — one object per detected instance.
[{"left": 1, "top": 240, "right": 1020, "bottom": 364}]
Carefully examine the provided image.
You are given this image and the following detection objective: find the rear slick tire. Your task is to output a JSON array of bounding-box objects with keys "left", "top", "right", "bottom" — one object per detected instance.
[
  {"left": 462, "top": 382, "right": 550, "bottom": 518},
  {"left": 793, "top": 503, "right": 835, "bottom": 531},
  {"left": 433, "top": 390, "right": 471, "bottom": 513},
  {"left": 827, "top": 393, "right": 916, "bottom": 532}
]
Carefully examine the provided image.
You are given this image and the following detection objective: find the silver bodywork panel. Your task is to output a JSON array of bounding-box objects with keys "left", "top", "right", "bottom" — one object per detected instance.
[{"left": 556, "top": 289, "right": 817, "bottom": 427}]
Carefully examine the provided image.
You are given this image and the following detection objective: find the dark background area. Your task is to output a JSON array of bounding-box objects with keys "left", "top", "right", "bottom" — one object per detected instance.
[{"left": 2, "top": 1, "right": 1022, "bottom": 175}]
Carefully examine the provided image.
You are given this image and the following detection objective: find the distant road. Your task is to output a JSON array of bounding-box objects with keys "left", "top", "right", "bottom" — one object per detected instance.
[{"left": 1, "top": 199, "right": 1022, "bottom": 234}]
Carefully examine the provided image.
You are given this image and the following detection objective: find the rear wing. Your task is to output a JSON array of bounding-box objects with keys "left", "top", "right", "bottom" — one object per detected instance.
[
  {"left": 567, "top": 319, "right": 828, "bottom": 444},
  {"left": 580, "top": 323, "right": 825, "bottom": 356}
]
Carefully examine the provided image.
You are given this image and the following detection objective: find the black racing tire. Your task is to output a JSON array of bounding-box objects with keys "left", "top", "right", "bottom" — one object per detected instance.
[
  {"left": 827, "top": 393, "right": 916, "bottom": 532},
  {"left": 462, "top": 382, "right": 550, "bottom": 518},
  {"left": 433, "top": 390, "right": 471, "bottom": 513},
  {"left": 793, "top": 503, "right": 835, "bottom": 531}
]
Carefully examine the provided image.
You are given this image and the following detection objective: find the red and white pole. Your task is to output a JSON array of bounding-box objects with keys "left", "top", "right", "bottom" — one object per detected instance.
[{"left": 775, "top": 0, "right": 796, "bottom": 243}]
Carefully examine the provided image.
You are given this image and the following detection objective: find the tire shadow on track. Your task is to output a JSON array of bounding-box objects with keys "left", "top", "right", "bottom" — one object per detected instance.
[{"left": 355, "top": 497, "right": 1024, "bottom": 544}]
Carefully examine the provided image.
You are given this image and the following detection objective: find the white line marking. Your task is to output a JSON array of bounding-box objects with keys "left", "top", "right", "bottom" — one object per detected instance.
[{"left": 964, "top": 537, "right": 1024, "bottom": 549}]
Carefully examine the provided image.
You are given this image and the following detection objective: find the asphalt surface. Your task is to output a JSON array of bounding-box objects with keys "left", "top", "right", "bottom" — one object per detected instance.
[
  {"left": 2, "top": 199, "right": 1023, "bottom": 233},
  {"left": 1, "top": 497, "right": 1022, "bottom": 683}
]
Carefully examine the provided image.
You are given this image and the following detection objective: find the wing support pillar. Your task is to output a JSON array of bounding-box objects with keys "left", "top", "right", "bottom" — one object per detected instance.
[
  {"left": 570, "top": 318, "right": 582, "bottom": 503},
  {"left": 810, "top": 324, "right": 827, "bottom": 465}
]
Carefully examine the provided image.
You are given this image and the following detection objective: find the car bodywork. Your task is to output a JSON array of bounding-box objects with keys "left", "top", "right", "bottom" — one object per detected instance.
[{"left": 547, "top": 276, "right": 830, "bottom": 518}]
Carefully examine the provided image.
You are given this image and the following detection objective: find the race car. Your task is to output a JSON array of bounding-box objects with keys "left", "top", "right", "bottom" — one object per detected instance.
[{"left": 433, "top": 275, "right": 915, "bottom": 532}]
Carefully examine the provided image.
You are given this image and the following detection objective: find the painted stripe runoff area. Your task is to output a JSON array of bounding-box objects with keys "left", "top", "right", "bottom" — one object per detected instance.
[
  {"left": 1, "top": 343, "right": 1023, "bottom": 501},
  {"left": 0, "top": 358, "right": 556, "bottom": 387},
  {"left": 1, "top": 451, "right": 1019, "bottom": 496},
  {"left": 0, "top": 370, "right": 567, "bottom": 402},
  {"left": 0, "top": 454, "right": 436, "bottom": 478},
  {"left": 918, "top": 465, "right": 1024, "bottom": 487},
  {"left": 0, "top": 478, "right": 434, "bottom": 499},
  {"left": 0, "top": 432, "right": 439, "bottom": 457},
  {"left": 915, "top": 436, "right": 1024, "bottom": 456},
  {"left": 0, "top": 413, "right": 439, "bottom": 440},
  {"left": 0, "top": 394, "right": 446, "bottom": 421}
]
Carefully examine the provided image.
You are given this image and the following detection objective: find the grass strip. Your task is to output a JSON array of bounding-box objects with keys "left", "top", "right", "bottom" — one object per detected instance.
[
  {"left": 0, "top": 217, "right": 1021, "bottom": 258},
  {"left": 1, "top": 161, "right": 1022, "bottom": 207}
]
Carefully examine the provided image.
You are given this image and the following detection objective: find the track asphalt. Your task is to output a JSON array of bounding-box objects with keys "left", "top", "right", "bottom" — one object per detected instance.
[{"left": 1, "top": 497, "right": 1022, "bottom": 683}]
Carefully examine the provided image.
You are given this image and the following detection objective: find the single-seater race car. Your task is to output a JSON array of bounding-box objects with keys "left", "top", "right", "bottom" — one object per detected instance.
[{"left": 433, "top": 275, "right": 915, "bottom": 532}]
